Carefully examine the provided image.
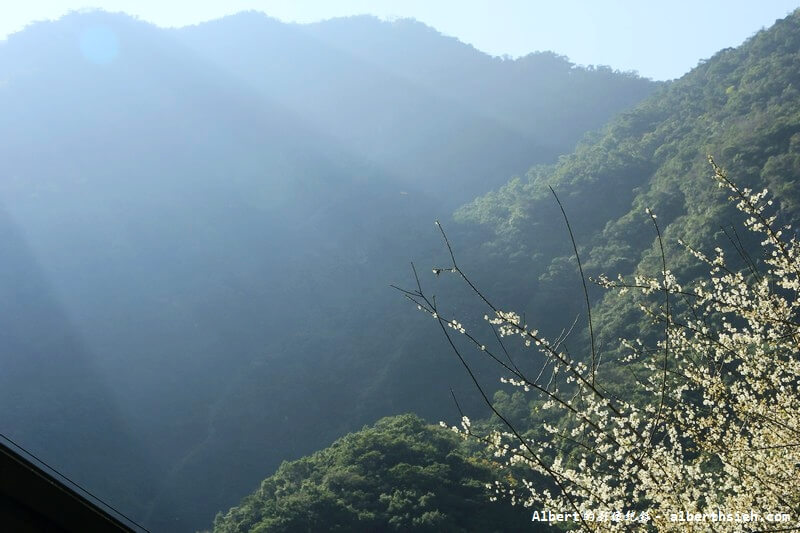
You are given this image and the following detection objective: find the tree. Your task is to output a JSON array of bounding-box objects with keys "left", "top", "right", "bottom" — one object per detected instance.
[{"left": 397, "top": 158, "right": 800, "bottom": 531}]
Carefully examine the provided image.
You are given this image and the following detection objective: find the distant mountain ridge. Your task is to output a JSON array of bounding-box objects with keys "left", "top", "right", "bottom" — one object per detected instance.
[
  {"left": 302, "top": 15, "right": 652, "bottom": 154},
  {"left": 173, "top": 12, "right": 656, "bottom": 205}
]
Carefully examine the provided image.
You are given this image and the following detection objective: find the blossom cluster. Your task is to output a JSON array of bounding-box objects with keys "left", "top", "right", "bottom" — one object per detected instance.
[{"left": 431, "top": 160, "right": 800, "bottom": 531}]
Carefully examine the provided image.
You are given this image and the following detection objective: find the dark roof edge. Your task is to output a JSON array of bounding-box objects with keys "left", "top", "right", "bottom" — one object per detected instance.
[{"left": 0, "top": 437, "right": 140, "bottom": 532}]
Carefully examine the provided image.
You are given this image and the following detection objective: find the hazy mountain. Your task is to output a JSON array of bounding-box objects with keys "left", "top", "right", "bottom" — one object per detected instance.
[
  {"left": 0, "top": 10, "right": 656, "bottom": 531},
  {"left": 172, "top": 12, "right": 656, "bottom": 206}
]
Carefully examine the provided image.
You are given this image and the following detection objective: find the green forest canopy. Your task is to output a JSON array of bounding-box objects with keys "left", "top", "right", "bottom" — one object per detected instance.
[{"left": 210, "top": 415, "right": 535, "bottom": 533}]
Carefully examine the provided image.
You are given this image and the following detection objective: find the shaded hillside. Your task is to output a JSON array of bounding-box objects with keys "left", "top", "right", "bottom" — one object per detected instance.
[{"left": 0, "top": 10, "right": 655, "bottom": 532}]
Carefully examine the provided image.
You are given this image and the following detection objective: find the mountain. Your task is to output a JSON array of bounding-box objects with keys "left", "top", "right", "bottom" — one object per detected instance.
[
  {"left": 455, "top": 9, "right": 800, "bottom": 367},
  {"left": 214, "top": 8, "right": 800, "bottom": 532},
  {"left": 0, "top": 10, "right": 655, "bottom": 532}
]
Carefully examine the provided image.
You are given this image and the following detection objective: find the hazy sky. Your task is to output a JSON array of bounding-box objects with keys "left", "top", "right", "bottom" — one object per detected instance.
[{"left": 3, "top": 1, "right": 799, "bottom": 80}]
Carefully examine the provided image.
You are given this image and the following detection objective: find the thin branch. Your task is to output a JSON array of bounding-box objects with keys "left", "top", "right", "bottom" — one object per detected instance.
[{"left": 549, "top": 186, "right": 598, "bottom": 386}]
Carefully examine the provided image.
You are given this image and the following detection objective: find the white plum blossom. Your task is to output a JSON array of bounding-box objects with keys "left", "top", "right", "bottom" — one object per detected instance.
[{"left": 418, "top": 159, "right": 800, "bottom": 532}]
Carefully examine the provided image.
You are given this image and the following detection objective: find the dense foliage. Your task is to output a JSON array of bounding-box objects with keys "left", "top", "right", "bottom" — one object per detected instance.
[{"left": 210, "top": 415, "right": 536, "bottom": 533}]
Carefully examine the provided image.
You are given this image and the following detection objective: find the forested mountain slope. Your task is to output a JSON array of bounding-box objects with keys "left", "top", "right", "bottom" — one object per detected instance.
[
  {"left": 0, "top": 11, "right": 655, "bottom": 531},
  {"left": 214, "top": 9, "right": 800, "bottom": 532},
  {"left": 456, "top": 8, "right": 800, "bottom": 347}
]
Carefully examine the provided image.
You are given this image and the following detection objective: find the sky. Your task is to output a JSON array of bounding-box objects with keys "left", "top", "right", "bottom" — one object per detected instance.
[{"left": 2, "top": 1, "right": 799, "bottom": 80}]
